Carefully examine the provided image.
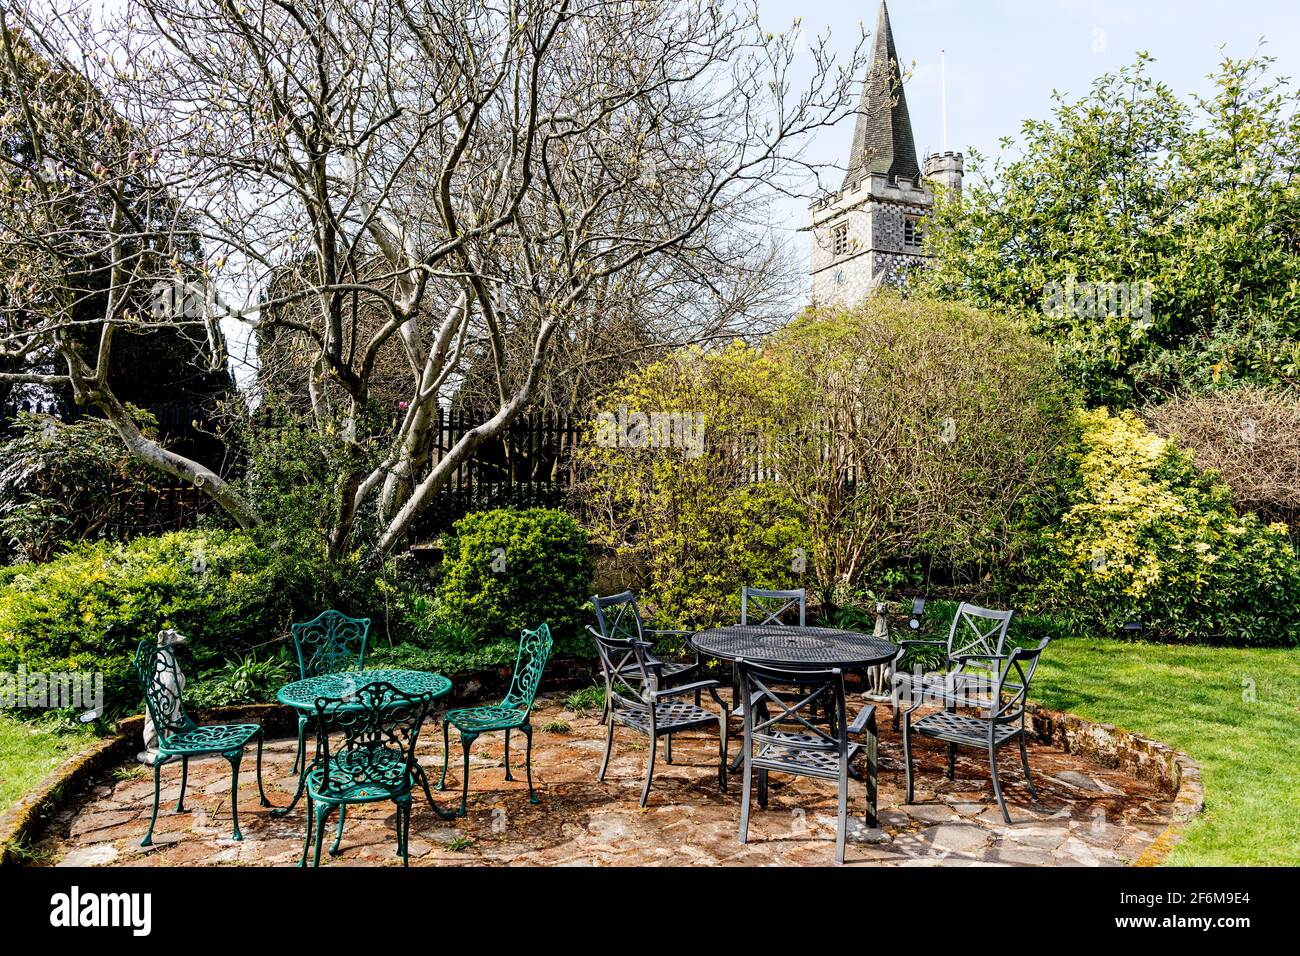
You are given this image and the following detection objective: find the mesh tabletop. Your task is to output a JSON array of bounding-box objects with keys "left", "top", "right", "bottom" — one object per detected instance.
[
  {"left": 690, "top": 626, "right": 896, "bottom": 669},
  {"left": 276, "top": 669, "right": 452, "bottom": 711}
]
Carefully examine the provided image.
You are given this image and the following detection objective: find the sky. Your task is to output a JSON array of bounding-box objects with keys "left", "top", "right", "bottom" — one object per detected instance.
[{"left": 756, "top": 0, "right": 1300, "bottom": 286}]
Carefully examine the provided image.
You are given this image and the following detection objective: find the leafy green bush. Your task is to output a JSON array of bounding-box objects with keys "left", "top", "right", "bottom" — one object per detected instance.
[
  {"left": 437, "top": 508, "right": 592, "bottom": 655},
  {"left": 0, "top": 411, "right": 159, "bottom": 564},
  {"left": 0, "top": 530, "right": 294, "bottom": 716},
  {"left": 1027, "top": 409, "right": 1300, "bottom": 646},
  {"left": 769, "top": 298, "right": 1076, "bottom": 590},
  {"left": 188, "top": 651, "right": 296, "bottom": 708},
  {"left": 576, "top": 341, "right": 810, "bottom": 628}
]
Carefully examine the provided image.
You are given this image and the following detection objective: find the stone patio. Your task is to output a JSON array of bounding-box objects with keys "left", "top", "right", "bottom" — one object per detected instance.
[{"left": 36, "top": 693, "right": 1177, "bottom": 867}]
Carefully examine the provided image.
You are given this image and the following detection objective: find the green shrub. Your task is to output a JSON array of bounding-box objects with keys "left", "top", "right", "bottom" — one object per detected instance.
[
  {"left": 188, "top": 651, "right": 296, "bottom": 708},
  {"left": 768, "top": 297, "right": 1076, "bottom": 590},
  {"left": 0, "top": 530, "right": 296, "bottom": 716},
  {"left": 576, "top": 341, "right": 810, "bottom": 628},
  {"left": 1027, "top": 408, "right": 1300, "bottom": 645},
  {"left": 437, "top": 508, "right": 592, "bottom": 656}
]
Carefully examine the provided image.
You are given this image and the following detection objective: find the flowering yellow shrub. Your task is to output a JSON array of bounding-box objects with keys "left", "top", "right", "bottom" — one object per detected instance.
[{"left": 1031, "top": 408, "right": 1300, "bottom": 645}]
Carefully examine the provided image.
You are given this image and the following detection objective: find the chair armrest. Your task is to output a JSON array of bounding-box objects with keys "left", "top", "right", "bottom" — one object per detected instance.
[
  {"left": 848, "top": 704, "right": 876, "bottom": 736},
  {"left": 952, "top": 652, "right": 1008, "bottom": 666},
  {"left": 651, "top": 679, "right": 720, "bottom": 700}
]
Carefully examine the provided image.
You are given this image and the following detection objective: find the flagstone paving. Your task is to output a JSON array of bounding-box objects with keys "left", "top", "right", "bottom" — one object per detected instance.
[{"left": 35, "top": 694, "right": 1177, "bottom": 867}]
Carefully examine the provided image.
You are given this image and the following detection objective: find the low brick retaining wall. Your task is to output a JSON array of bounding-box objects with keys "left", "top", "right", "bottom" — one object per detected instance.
[{"left": 1025, "top": 702, "right": 1204, "bottom": 865}]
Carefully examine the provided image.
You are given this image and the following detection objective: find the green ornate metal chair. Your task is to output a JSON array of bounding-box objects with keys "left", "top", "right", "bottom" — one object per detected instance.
[
  {"left": 289, "top": 609, "right": 370, "bottom": 774},
  {"left": 436, "top": 623, "right": 554, "bottom": 816},
  {"left": 301, "top": 681, "right": 436, "bottom": 867},
  {"left": 133, "top": 639, "right": 269, "bottom": 846}
]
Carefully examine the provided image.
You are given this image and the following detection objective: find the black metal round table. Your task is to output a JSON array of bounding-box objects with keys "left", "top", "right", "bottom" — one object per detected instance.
[{"left": 690, "top": 625, "right": 896, "bottom": 670}]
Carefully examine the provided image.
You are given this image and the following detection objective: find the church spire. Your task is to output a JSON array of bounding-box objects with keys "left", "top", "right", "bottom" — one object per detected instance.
[{"left": 843, "top": 2, "right": 920, "bottom": 188}]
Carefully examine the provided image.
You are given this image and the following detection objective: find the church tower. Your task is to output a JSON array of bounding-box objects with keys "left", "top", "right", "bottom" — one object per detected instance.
[{"left": 809, "top": 2, "right": 963, "bottom": 306}]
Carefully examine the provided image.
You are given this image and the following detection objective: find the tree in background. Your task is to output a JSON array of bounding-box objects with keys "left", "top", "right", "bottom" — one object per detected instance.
[
  {"left": 1, "top": 0, "right": 870, "bottom": 565},
  {"left": 919, "top": 52, "right": 1300, "bottom": 407},
  {"left": 0, "top": 21, "right": 234, "bottom": 463},
  {"left": 769, "top": 297, "right": 1076, "bottom": 594}
]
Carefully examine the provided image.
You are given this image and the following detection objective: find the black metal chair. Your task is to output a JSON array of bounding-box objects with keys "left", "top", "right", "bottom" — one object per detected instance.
[
  {"left": 902, "top": 638, "right": 1050, "bottom": 824},
  {"left": 892, "top": 602, "right": 1013, "bottom": 730},
  {"left": 592, "top": 591, "right": 702, "bottom": 724},
  {"left": 740, "top": 587, "right": 806, "bottom": 626},
  {"left": 591, "top": 627, "right": 728, "bottom": 807},
  {"left": 736, "top": 659, "right": 877, "bottom": 864}
]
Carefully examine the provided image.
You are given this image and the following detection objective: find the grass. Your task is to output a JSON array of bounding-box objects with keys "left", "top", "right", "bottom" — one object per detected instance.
[
  {"left": 1032, "top": 637, "right": 1300, "bottom": 866},
  {"left": 0, "top": 713, "right": 97, "bottom": 815}
]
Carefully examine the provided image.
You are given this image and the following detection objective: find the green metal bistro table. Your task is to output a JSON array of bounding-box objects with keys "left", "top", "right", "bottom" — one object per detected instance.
[{"left": 271, "top": 669, "right": 454, "bottom": 820}]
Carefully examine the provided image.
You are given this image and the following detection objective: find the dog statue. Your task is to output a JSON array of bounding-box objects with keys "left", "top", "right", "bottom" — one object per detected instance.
[{"left": 138, "top": 629, "right": 188, "bottom": 766}]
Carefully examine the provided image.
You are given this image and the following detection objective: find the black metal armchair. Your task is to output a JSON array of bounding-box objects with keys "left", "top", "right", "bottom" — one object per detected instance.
[
  {"left": 902, "top": 638, "right": 1050, "bottom": 824},
  {"left": 736, "top": 659, "right": 877, "bottom": 864},
  {"left": 892, "top": 602, "right": 1014, "bottom": 730},
  {"left": 592, "top": 591, "right": 702, "bottom": 723},
  {"left": 591, "top": 627, "right": 728, "bottom": 807}
]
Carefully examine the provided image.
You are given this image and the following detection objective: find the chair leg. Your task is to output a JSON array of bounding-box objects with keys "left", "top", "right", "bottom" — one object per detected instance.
[
  {"left": 401, "top": 801, "right": 412, "bottom": 866},
  {"left": 228, "top": 751, "right": 244, "bottom": 841},
  {"left": 665, "top": 733, "right": 672, "bottom": 765},
  {"left": 459, "top": 733, "right": 476, "bottom": 817},
  {"left": 436, "top": 719, "right": 450, "bottom": 790},
  {"left": 598, "top": 716, "right": 615, "bottom": 782},
  {"left": 836, "top": 762, "right": 848, "bottom": 865},
  {"left": 947, "top": 742, "right": 956, "bottom": 780},
  {"left": 902, "top": 712, "right": 915, "bottom": 804},
  {"left": 504, "top": 728, "right": 514, "bottom": 781},
  {"left": 330, "top": 805, "right": 347, "bottom": 856},
  {"left": 299, "top": 796, "right": 314, "bottom": 868},
  {"left": 758, "top": 768, "right": 768, "bottom": 809},
  {"left": 175, "top": 755, "right": 189, "bottom": 812},
  {"left": 717, "top": 715, "right": 728, "bottom": 793},
  {"left": 739, "top": 748, "right": 753, "bottom": 845},
  {"left": 394, "top": 800, "right": 410, "bottom": 865},
  {"left": 292, "top": 715, "right": 306, "bottom": 776},
  {"left": 254, "top": 733, "right": 270, "bottom": 807},
  {"left": 990, "top": 744, "right": 1012, "bottom": 824},
  {"left": 865, "top": 710, "right": 879, "bottom": 829},
  {"left": 1019, "top": 733, "right": 1038, "bottom": 800},
  {"left": 639, "top": 733, "right": 657, "bottom": 808},
  {"left": 313, "top": 805, "right": 330, "bottom": 867},
  {"left": 142, "top": 760, "right": 163, "bottom": 847},
  {"left": 523, "top": 724, "right": 539, "bottom": 805}
]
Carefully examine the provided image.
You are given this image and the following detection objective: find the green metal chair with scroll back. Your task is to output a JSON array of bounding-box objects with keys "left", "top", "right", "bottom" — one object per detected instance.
[
  {"left": 436, "top": 623, "right": 553, "bottom": 816},
  {"left": 300, "top": 681, "right": 435, "bottom": 867},
  {"left": 134, "top": 639, "right": 269, "bottom": 847},
  {"left": 289, "top": 609, "right": 370, "bottom": 775}
]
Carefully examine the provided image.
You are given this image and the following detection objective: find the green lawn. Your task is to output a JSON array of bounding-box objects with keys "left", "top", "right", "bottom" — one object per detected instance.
[
  {"left": 1032, "top": 638, "right": 1300, "bottom": 866},
  {"left": 0, "top": 714, "right": 96, "bottom": 815}
]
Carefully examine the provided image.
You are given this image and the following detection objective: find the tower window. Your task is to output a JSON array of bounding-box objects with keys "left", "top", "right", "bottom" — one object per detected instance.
[
  {"left": 832, "top": 222, "right": 849, "bottom": 257},
  {"left": 904, "top": 216, "right": 924, "bottom": 248}
]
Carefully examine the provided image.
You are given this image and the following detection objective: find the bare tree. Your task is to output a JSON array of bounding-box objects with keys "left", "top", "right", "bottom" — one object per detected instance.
[{"left": 1, "top": 0, "right": 867, "bottom": 562}]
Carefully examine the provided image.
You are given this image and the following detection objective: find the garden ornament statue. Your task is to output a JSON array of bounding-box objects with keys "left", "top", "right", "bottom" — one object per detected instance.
[
  {"left": 864, "top": 603, "right": 893, "bottom": 699},
  {"left": 139, "top": 629, "right": 187, "bottom": 765}
]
